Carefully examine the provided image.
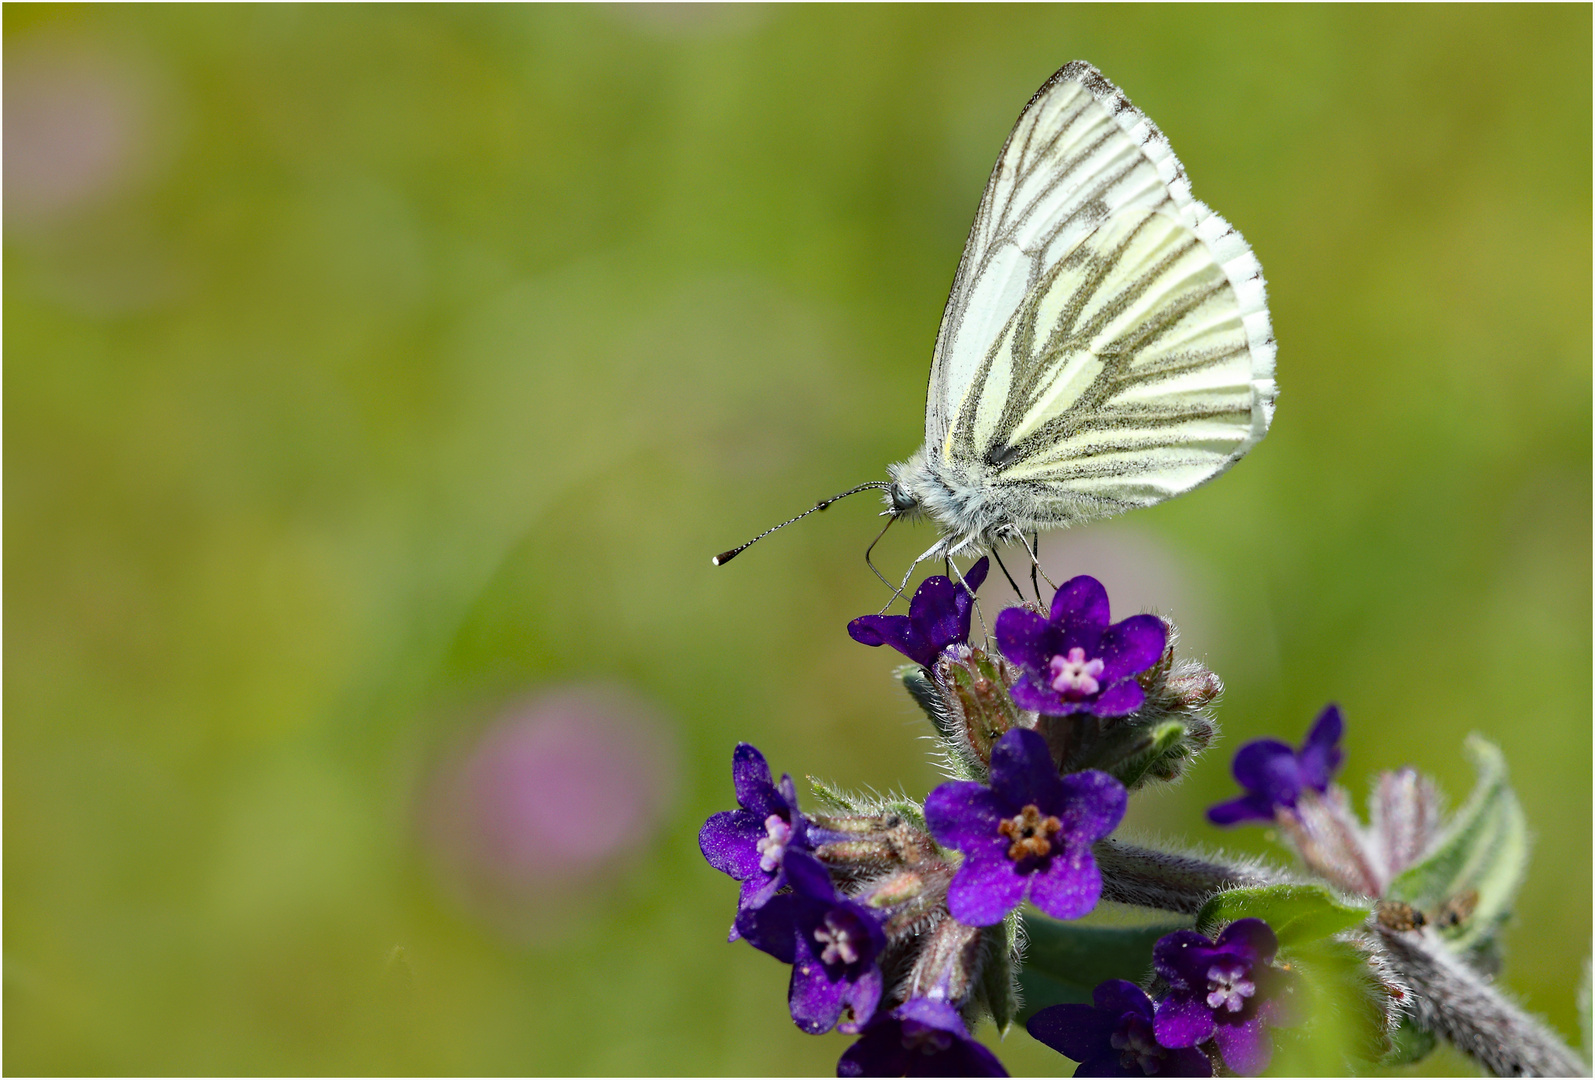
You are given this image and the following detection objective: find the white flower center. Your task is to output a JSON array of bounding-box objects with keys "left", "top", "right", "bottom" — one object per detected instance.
[
  {"left": 1049, "top": 647, "right": 1104, "bottom": 697},
  {"left": 1205, "top": 963, "right": 1256, "bottom": 1013},
  {"left": 813, "top": 913, "right": 859, "bottom": 966},
  {"left": 756, "top": 814, "right": 792, "bottom": 873}
]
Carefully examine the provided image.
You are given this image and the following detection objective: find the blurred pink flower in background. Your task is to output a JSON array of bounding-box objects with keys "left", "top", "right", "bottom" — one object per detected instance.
[
  {"left": 4, "top": 41, "right": 153, "bottom": 225},
  {"left": 420, "top": 684, "right": 679, "bottom": 939}
]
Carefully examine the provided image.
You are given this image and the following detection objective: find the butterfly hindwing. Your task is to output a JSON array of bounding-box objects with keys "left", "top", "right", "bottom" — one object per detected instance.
[{"left": 923, "top": 61, "right": 1275, "bottom": 534}]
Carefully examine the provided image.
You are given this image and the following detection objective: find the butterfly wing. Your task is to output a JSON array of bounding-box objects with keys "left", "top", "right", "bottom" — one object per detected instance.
[{"left": 924, "top": 61, "right": 1275, "bottom": 533}]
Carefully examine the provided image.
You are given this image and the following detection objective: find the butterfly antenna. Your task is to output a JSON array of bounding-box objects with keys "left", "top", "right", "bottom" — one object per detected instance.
[{"left": 712, "top": 481, "right": 890, "bottom": 566}]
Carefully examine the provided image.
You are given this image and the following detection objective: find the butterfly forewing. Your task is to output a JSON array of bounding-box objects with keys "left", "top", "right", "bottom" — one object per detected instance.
[{"left": 923, "top": 62, "right": 1274, "bottom": 535}]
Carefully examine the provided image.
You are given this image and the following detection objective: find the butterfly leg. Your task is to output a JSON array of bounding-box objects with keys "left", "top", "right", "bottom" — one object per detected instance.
[
  {"left": 882, "top": 537, "right": 948, "bottom": 613},
  {"left": 1015, "top": 530, "right": 1056, "bottom": 594},
  {"left": 989, "top": 546, "right": 1025, "bottom": 601},
  {"left": 1030, "top": 531, "right": 1042, "bottom": 604},
  {"left": 946, "top": 556, "right": 992, "bottom": 647},
  {"left": 863, "top": 514, "right": 898, "bottom": 594}
]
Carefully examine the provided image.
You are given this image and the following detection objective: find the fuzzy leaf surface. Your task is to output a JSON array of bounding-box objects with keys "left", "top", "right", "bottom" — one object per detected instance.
[
  {"left": 1015, "top": 915, "right": 1185, "bottom": 1020},
  {"left": 1385, "top": 735, "right": 1527, "bottom": 953},
  {"left": 1196, "top": 884, "right": 1371, "bottom": 949}
]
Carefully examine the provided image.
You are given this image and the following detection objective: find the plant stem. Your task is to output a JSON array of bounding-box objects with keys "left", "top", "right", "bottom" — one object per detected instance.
[
  {"left": 1093, "top": 839, "right": 1281, "bottom": 914},
  {"left": 1377, "top": 926, "right": 1586, "bottom": 1077}
]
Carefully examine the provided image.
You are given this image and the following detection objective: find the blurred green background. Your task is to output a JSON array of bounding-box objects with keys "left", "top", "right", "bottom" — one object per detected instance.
[{"left": 6, "top": 5, "right": 1589, "bottom": 1075}]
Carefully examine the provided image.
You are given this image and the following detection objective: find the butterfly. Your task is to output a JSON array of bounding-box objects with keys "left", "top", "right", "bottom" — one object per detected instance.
[{"left": 716, "top": 61, "right": 1276, "bottom": 584}]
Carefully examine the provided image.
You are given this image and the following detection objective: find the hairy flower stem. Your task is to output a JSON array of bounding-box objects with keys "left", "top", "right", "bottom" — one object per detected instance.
[
  {"left": 1377, "top": 927, "right": 1586, "bottom": 1077},
  {"left": 1096, "top": 838, "right": 1585, "bottom": 1077},
  {"left": 1093, "top": 839, "right": 1282, "bottom": 913}
]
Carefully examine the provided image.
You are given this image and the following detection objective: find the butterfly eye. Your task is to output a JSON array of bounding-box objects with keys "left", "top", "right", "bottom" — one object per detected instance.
[{"left": 888, "top": 483, "right": 918, "bottom": 516}]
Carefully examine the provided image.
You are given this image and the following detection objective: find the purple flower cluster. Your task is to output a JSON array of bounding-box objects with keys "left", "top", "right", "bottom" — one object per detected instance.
[
  {"left": 1028, "top": 919, "right": 1297, "bottom": 1077},
  {"left": 1207, "top": 705, "right": 1344, "bottom": 826},
  {"left": 702, "top": 571, "right": 1195, "bottom": 1076}
]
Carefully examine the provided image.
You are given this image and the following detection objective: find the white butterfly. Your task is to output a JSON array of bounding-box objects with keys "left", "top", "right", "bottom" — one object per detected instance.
[{"left": 716, "top": 62, "right": 1275, "bottom": 579}]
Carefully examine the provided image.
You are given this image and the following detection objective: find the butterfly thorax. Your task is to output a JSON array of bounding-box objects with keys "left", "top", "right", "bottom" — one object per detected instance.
[{"left": 887, "top": 449, "right": 1018, "bottom": 556}]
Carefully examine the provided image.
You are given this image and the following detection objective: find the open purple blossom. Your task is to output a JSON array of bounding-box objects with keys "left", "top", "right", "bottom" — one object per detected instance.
[
  {"left": 1152, "top": 919, "right": 1299, "bottom": 1076},
  {"left": 925, "top": 727, "right": 1126, "bottom": 926},
  {"left": 699, "top": 743, "right": 811, "bottom": 940},
  {"left": 849, "top": 557, "right": 990, "bottom": 668},
  {"left": 1207, "top": 704, "right": 1344, "bottom": 826},
  {"left": 837, "top": 997, "right": 1008, "bottom": 1077},
  {"left": 742, "top": 849, "right": 887, "bottom": 1035},
  {"left": 994, "top": 575, "right": 1166, "bottom": 717},
  {"left": 1027, "top": 979, "right": 1212, "bottom": 1077}
]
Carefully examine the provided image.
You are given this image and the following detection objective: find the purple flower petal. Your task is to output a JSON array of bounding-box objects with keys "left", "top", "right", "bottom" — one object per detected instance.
[
  {"left": 1212, "top": 1014, "right": 1272, "bottom": 1076},
  {"left": 994, "top": 606, "right": 1053, "bottom": 673},
  {"left": 1153, "top": 990, "right": 1216, "bottom": 1048},
  {"left": 1025, "top": 1002, "right": 1121, "bottom": 1063},
  {"left": 837, "top": 966, "right": 884, "bottom": 1035},
  {"left": 1093, "top": 978, "right": 1154, "bottom": 1020},
  {"left": 731, "top": 742, "right": 774, "bottom": 806},
  {"left": 791, "top": 951, "right": 851, "bottom": 1034},
  {"left": 988, "top": 727, "right": 1065, "bottom": 812},
  {"left": 699, "top": 810, "right": 767, "bottom": 879},
  {"left": 1008, "top": 675, "right": 1086, "bottom": 715},
  {"left": 783, "top": 847, "right": 839, "bottom": 898},
  {"left": 1089, "top": 678, "right": 1145, "bottom": 718},
  {"left": 1205, "top": 793, "right": 1276, "bottom": 826},
  {"left": 946, "top": 849, "right": 1028, "bottom": 926},
  {"left": 838, "top": 998, "right": 1009, "bottom": 1078},
  {"left": 1031, "top": 981, "right": 1212, "bottom": 1078},
  {"left": 925, "top": 782, "right": 1007, "bottom": 854},
  {"left": 741, "top": 892, "right": 799, "bottom": 963},
  {"left": 1050, "top": 575, "right": 1111, "bottom": 630},
  {"left": 1296, "top": 704, "right": 1344, "bottom": 792},
  {"left": 1230, "top": 740, "right": 1300, "bottom": 805},
  {"left": 1026, "top": 845, "right": 1102, "bottom": 920},
  {"left": 847, "top": 562, "right": 989, "bottom": 669},
  {"left": 1214, "top": 917, "right": 1276, "bottom": 966},
  {"left": 1058, "top": 770, "right": 1129, "bottom": 841},
  {"left": 1153, "top": 929, "right": 1221, "bottom": 990},
  {"left": 1208, "top": 707, "right": 1347, "bottom": 826},
  {"left": 1092, "top": 614, "right": 1167, "bottom": 685}
]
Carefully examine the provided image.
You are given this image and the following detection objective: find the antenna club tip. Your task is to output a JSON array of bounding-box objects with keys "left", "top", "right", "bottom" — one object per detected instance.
[{"left": 712, "top": 550, "right": 738, "bottom": 566}]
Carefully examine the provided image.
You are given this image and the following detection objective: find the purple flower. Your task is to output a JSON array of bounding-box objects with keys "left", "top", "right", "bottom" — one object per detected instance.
[
  {"left": 924, "top": 728, "right": 1126, "bottom": 926},
  {"left": 837, "top": 998, "right": 1008, "bottom": 1077},
  {"left": 1152, "top": 919, "right": 1299, "bottom": 1076},
  {"left": 994, "top": 576, "right": 1166, "bottom": 717},
  {"left": 743, "top": 850, "right": 887, "bottom": 1034},
  {"left": 849, "top": 558, "right": 990, "bottom": 668},
  {"left": 1206, "top": 705, "right": 1344, "bottom": 826},
  {"left": 1027, "top": 980, "right": 1212, "bottom": 1077},
  {"left": 699, "top": 743, "right": 811, "bottom": 940}
]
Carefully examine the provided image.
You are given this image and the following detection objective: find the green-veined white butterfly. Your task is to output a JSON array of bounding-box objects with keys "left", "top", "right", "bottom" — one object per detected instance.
[{"left": 715, "top": 61, "right": 1276, "bottom": 583}]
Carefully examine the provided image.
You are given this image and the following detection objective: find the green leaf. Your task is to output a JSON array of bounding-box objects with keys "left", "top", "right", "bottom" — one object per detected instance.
[
  {"left": 1385, "top": 735, "right": 1527, "bottom": 953},
  {"left": 1381, "top": 1014, "right": 1438, "bottom": 1066},
  {"left": 1016, "top": 915, "right": 1186, "bottom": 1021},
  {"left": 973, "top": 910, "right": 1020, "bottom": 1034},
  {"left": 1196, "top": 884, "right": 1371, "bottom": 949},
  {"left": 1270, "top": 937, "right": 1393, "bottom": 1073}
]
